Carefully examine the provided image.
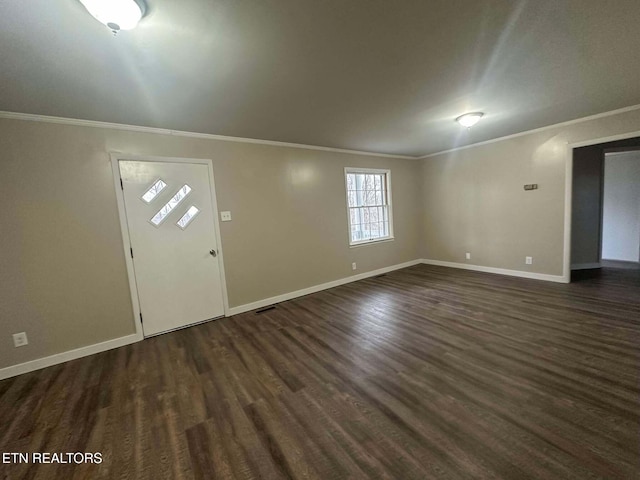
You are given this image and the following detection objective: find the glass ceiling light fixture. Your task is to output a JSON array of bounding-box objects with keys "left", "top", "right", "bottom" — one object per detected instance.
[
  {"left": 78, "top": 0, "right": 146, "bottom": 35},
  {"left": 455, "top": 112, "right": 484, "bottom": 128}
]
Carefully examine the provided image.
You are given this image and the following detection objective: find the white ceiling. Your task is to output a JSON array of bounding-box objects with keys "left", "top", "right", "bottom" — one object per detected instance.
[{"left": 1, "top": 0, "right": 640, "bottom": 157}]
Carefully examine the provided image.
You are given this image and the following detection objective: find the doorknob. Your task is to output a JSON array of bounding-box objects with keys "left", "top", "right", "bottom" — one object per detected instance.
[{"left": 209, "top": 249, "right": 217, "bottom": 257}]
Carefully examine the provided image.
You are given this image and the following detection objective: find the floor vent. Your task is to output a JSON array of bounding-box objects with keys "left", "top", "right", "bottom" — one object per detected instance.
[{"left": 256, "top": 306, "right": 277, "bottom": 314}]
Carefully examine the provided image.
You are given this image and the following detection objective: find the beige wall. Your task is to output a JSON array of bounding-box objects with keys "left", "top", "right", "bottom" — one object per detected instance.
[
  {"left": 0, "top": 118, "right": 421, "bottom": 370},
  {"left": 421, "top": 108, "right": 640, "bottom": 276},
  {"left": 3, "top": 106, "right": 640, "bottom": 372}
]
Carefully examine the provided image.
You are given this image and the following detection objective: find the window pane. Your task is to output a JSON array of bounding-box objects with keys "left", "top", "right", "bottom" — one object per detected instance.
[
  {"left": 350, "top": 208, "right": 357, "bottom": 225},
  {"left": 370, "top": 206, "right": 379, "bottom": 223},
  {"left": 176, "top": 206, "right": 200, "bottom": 229},
  {"left": 367, "top": 189, "right": 377, "bottom": 206},
  {"left": 348, "top": 190, "right": 356, "bottom": 207},
  {"left": 365, "top": 174, "right": 374, "bottom": 191},
  {"left": 141, "top": 179, "right": 167, "bottom": 203}
]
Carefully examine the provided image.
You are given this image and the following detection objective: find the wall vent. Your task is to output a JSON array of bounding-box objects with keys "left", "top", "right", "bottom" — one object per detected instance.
[{"left": 255, "top": 306, "right": 277, "bottom": 314}]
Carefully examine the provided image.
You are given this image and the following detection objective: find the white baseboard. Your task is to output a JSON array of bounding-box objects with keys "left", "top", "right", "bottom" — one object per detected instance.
[
  {"left": 227, "top": 259, "right": 423, "bottom": 316},
  {"left": 1, "top": 257, "right": 567, "bottom": 380},
  {"left": 421, "top": 259, "right": 568, "bottom": 283},
  {"left": 0, "top": 332, "right": 142, "bottom": 381},
  {"left": 571, "top": 262, "right": 601, "bottom": 270},
  {"left": 0, "top": 259, "right": 420, "bottom": 380}
]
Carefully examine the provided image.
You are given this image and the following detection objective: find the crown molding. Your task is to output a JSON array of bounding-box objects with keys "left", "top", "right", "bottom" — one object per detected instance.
[
  {"left": 2, "top": 104, "right": 640, "bottom": 160},
  {"left": 0, "top": 111, "right": 415, "bottom": 160},
  {"left": 419, "top": 104, "right": 640, "bottom": 159}
]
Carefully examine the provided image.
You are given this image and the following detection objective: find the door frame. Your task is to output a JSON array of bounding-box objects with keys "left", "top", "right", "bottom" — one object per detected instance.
[
  {"left": 562, "top": 129, "right": 640, "bottom": 282},
  {"left": 110, "top": 154, "right": 231, "bottom": 338}
]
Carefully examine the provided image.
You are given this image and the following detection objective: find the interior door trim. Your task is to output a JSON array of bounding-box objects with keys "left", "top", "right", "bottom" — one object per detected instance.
[{"left": 110, "top": 153, "right": 231, "bottom": 339}]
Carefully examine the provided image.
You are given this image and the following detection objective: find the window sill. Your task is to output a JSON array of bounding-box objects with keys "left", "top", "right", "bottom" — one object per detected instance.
[{"left": 349, "top": 237, "right": 395, "bottom": 248}]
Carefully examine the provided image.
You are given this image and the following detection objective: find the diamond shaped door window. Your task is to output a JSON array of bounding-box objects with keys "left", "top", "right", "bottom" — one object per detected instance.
[
  {"left": 176, "top": 206, "right": 200, "bottom": 230},
  {"left": 150, "top": 185, "right": 191, "bottom": 226},
  {"left": 141, "top": 179, "right": 167, "bottom": 203}
]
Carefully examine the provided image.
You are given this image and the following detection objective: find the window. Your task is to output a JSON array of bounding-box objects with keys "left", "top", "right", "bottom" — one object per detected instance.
[
  {"left": 140, "top": 179, "right": 167, "bottom": 203},
  {"left": 345, "top": 168, "right": 393, "bottom": 246},
  {"left": 176, "top": 206, "right": 200, "bottom": 229}
]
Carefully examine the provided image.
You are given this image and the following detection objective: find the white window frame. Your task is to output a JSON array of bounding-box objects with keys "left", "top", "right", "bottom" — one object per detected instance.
[{"left": 344, "top": 167, "right": 394, "bottom": 247}]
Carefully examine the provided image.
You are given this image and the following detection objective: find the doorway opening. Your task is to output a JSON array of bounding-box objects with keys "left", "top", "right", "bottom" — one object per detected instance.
[{"left": 570, "top": 137, "right": 640, "bottom": 281}]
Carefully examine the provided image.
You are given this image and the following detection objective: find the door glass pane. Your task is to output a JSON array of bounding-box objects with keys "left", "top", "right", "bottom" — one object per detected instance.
[
  {"left": 141, "top": 179, "right": 167, "bottom": 203},
  {"left": 150, "top": 184, "right": 192, "bottom": 226},
  {"left": 176, "top": 206, "right": 200, "bottom": 229}
]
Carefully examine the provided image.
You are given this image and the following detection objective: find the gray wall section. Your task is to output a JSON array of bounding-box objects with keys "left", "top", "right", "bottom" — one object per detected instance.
[
  {"left": 602, "top": 152, "right": 640, "bottom": 261},
  {"left": 571, "top": 145, "right": 604, "bottom": 266},
  {"left": 571, "top": 138, "right": 640, "bottom": 267}
]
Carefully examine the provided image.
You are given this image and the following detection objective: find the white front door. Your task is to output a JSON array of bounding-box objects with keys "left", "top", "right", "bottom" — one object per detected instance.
[{"left": 119, "top": 160, "right": 225, "bottom": 336}]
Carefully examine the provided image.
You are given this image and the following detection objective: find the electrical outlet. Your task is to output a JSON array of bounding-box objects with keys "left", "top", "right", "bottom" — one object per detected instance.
[
  {"left": 352, "top": 262, "right": 357, "bottom": 270},
  {"left": 525, "top": 256, "right": 533, "bottom": 265},
  {"left": 465, "top": 252, "right": 471, "bottom": 260},
  {"left": 13, "top": 332, "right": 28, "bottom": 348},
  {"left": 220, "top": 211, "right": 232, "bottom": 222}
]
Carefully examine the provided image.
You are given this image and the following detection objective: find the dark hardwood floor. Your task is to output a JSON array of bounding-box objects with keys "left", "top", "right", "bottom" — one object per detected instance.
[{"left": 1, "top": 264, "right": 639, "bottom": 479}]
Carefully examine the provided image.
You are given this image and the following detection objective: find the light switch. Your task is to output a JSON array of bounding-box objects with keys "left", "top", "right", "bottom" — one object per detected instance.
[{"left": 220, "top": 211, "right": 232, "bottom": 222}]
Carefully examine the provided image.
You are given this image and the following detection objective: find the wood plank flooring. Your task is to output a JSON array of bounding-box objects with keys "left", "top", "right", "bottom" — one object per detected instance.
[{"left": 1, "top": 264, "right": 639, "bottom": 479}]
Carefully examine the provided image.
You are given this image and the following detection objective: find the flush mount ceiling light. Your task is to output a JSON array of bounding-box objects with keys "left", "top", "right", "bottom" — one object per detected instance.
[
  {"left": 455, "top": 112, "right": 484, "bottom": 128},
  {"left": 78, "top": 0, "right": 146, "bottom": 34}
]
